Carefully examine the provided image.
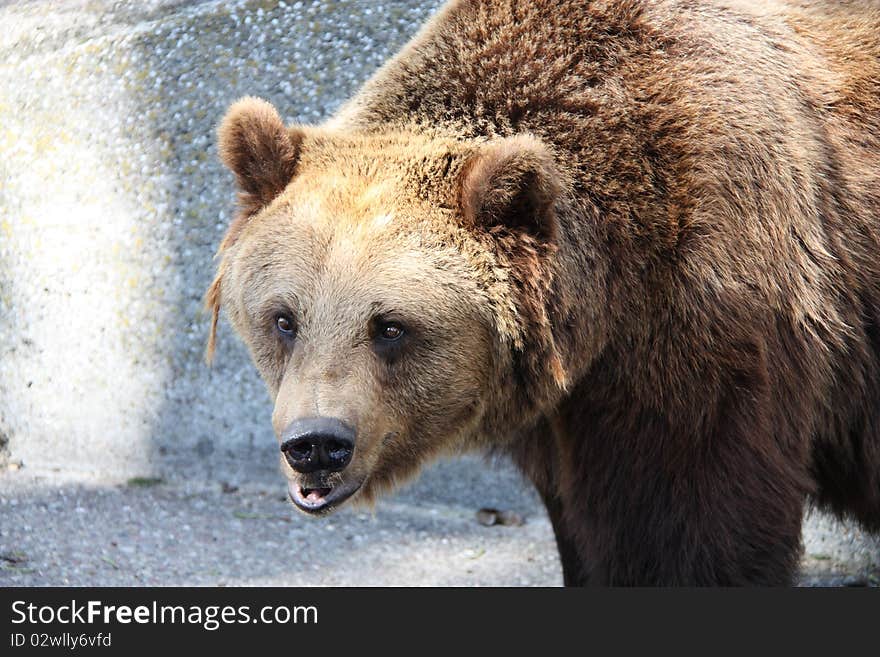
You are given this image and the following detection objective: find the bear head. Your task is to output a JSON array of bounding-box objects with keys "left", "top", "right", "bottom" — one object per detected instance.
[{"left": 207, "top": 97, "right": 569, "bottom": 514}]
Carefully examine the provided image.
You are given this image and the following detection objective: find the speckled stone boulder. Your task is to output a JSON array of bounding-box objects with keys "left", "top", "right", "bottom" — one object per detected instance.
[{"left": 0, "top": 0, "right": 439, "bottom": 479}]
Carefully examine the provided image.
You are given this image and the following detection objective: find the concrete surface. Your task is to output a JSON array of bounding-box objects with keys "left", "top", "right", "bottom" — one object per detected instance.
[{"left": 0, "top": 0, "right": 877, "bottom": 586}]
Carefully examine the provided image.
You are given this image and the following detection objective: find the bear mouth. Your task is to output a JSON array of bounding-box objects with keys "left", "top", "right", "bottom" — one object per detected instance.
[{"left": 287, "top": 478, "right": 362, "bottom": 515}]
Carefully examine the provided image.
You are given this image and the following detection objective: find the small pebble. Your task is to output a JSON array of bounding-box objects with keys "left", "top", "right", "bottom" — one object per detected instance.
[
  {"left": 476, "top": 508, "right": 524, "bottom": 527},
  {"left": 476, "top": 508, "right": 498, "bottom": 526}
]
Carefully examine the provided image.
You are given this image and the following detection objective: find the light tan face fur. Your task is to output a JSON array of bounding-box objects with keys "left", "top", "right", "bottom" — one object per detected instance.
[
  {"left": 218, "top": 146, "right": 496, "bottom": 513},
  {"left": 209, "top": 97, "right": 562, "bottom": 515}
]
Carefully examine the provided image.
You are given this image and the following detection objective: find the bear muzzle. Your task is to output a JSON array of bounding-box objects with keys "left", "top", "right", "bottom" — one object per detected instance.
[{"left": 281, "top": 417, "right": 362, "bottom": 514}]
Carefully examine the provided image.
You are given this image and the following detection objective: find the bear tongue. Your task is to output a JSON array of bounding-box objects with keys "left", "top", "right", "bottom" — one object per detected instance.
[{"left": 303, "top": 486, "right": 332, "bottom": 502}]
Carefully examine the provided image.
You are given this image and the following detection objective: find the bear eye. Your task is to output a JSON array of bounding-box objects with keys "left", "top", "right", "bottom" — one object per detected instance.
[
  {"left": 275, "top": 314, "right": 296, "bottom": 338},
  {"left": 378, "top": 321, "right": 405, "bottom": 342}
]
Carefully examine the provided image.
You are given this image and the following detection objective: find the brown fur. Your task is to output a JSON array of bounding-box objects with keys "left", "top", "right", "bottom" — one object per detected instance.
[
  {"left": 208, "top": 0, "right": 880, "bottom": 585},
  {"left": 218, "top": 97, "right": 304, "bottom": 246}
]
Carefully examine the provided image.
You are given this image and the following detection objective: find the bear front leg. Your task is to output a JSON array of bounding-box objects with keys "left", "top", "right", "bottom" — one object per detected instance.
[
  {"left": 557, "top": 414, "right": 810, "bottom": 585},
  {"left": 539, "top": 490, "right": 589, "bottom": 586},
  {"left": 506, "top": 422, "right": 591, "bottom": 586}
]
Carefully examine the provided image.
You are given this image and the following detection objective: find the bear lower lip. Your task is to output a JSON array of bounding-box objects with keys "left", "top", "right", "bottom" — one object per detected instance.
[
  {"left": 290, "top": 484, "right": 331, "bottom": 509},
  {"left": 288, "top": 479, "right": 362, "bottom": 515}
]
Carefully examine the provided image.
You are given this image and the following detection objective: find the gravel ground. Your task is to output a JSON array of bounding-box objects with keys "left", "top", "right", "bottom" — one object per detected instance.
[
  {"left": 1, "top": 459, "right": 878, "bottom": 587},
  {"left": 0, "top": 458, "right": 563, "bottom": 587}
]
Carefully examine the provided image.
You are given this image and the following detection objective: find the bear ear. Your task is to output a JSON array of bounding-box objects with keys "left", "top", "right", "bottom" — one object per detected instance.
[
  {"left": 217, "top": 96, "right": 304, "bottom": 233},
  {"left": 458, "top": 134, "right": 561, "bottom": 243}
]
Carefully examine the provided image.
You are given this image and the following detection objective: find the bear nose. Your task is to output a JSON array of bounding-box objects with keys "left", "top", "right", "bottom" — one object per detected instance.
[{"left": 280, "top": 417, "right": 355, "bottom": 474}]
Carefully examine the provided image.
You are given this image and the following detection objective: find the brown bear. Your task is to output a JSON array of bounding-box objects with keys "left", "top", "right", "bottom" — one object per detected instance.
[{"left": 206, "top": 0, "right": 880, "bottom": 585}]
